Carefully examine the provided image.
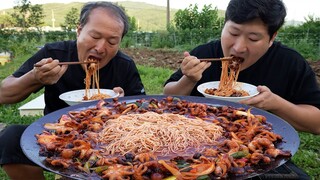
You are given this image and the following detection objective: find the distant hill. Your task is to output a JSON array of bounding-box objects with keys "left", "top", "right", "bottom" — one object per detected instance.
[{"left": 0, "top": 1, "right": 225, "bottom": 31}]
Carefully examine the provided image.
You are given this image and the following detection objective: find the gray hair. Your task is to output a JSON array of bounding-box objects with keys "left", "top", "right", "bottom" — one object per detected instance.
[{"left": 79, "top": 1, "right": 129, "bottom": 38}]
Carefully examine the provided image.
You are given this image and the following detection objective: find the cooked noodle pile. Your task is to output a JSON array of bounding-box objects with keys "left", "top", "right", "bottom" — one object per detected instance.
[
  {"left": 98, "top": 112, "right": 223, "bottom": 155},
  {"left": 217, "top": 60, "right": 240, "bottom": 96},
  {"left": 88, "top": 93, "right": 111, "bottom": 100},
  {"left": 83, "top": 59, "right": 110, "bottom": 100},
  {"left": 205, "top": 58, "right": 249, "bottom": 97}
]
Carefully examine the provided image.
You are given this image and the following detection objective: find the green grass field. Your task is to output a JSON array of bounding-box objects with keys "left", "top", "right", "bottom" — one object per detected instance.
[{"left": 0, "top": 51, "right": 319, "bottom": 179}]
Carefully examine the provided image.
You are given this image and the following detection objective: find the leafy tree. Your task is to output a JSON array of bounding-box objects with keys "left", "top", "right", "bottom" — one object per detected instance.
[
  {"left": 0, "top": 14, "right": 15, "bottom": 28},
  {"left": 174, "top": 4, "right": 199, "bottom": 30},
  {"left": 174, "top": 4, "right": 223, "bottom": 30},
  {"left": 10, "top": 0, "right": 31, "bottom": 28},
  {"left": 10, "top": 0, "right": 45, "bottom": 29},
  {"left": 301, "top": 15, "right": 320, "bottom": 35},
  {"left": 61, "top": 7, "right": 79, "bottom": 31},
  {"left": 128, "top": 16, "right": 138, "bottom": 31},
  {"left": 199, "top": 5, "right": 223, "bottom": 29},
  {"left": 28, "top": 4, "right": 45, "bottom": 28}
]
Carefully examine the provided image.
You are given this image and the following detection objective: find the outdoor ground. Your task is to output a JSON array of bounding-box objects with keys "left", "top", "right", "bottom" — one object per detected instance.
[
  {"left": 122, "top": 48, "right": 183, "bottom": 70},
  {"left": 122, "top": 48, "right": 320, "bottom": 85}
]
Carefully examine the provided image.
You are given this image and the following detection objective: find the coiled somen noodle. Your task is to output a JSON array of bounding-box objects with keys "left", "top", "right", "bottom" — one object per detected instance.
[{"left": 98, "top": 112, "right": 223, "bottom": 156}]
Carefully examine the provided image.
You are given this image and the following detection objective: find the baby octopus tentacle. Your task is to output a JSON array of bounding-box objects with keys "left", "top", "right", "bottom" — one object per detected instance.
[
  {"left": 222, "top": 139, "right": 240, "bottom": 155},
  {"left": 248, "top": 138, "right": 275, "bottom": 153},
  {"left": 133, "top": 164, "right": 148, "bottom": 180},
  {"left": 265, "top": 148, "right": 292, "bottom": 158},
  {"left": 250, "top": 152, "right": 271, "bottom": 164},
  {"left": 101, "top": 164, "right": 134, "bottom": 180},
  {"left": 72, "top": 139, "right": 93, "bottom": 159},
  {"left": 96, "top": 157, "right": 119, "bottom": 166},
  {"left": 202, "top": 148, "right": 220, "bottom": 157},
  {"left": 256, "top": 131, "right": 283, "bottom": 142},
  {"left": 214, "top": 154, "right": 232, "bottom": 178},
  {"left": 134, "top": 152, "right": 157, "bottom": 163}
]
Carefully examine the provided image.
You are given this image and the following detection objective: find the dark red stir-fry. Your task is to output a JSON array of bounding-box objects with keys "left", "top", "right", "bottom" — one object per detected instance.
[{"left": 36, "top": 96, "right": 291, "bottom": 179}]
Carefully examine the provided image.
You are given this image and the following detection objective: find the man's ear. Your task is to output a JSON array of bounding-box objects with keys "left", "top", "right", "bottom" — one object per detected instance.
[
  {"left": 269, "top": 32, "right": 277, "bottom": 47},
  {"left": 76, "top": 25, "right": 82, "bottom": 37}
]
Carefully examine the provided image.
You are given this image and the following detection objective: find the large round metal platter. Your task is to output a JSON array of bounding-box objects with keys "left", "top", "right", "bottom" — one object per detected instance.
[{"left": 21, "top": 95, "right": 300, "bottom": 179}]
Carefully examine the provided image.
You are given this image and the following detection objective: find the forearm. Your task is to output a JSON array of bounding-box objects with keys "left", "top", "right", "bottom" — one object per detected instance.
[
  {"left": 270, "top": 98, "right": 320, "bottom": 135},
  {"left": 163, "top": 75, "right": 197, "bottom": 96},
  {"left": 0, "top": 71, "right": 43, "bottom": 104}
]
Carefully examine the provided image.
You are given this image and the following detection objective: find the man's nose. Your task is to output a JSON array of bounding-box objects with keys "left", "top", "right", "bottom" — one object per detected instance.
[
  {"left": 95, "top": 40, "right": 106, "bottom": 54},
  {"left": 233, "top": 37, "right": 247, "bottom": 53}
]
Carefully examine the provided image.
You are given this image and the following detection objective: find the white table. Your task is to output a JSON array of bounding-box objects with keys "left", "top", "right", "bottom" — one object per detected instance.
[{"left": 18, "top": 94, "right": 45, "bottom": 116}]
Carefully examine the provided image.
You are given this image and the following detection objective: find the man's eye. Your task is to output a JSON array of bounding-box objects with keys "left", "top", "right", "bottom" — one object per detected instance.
[
  {"left": 91, "top": 35, "right": 100, "bottom": 39},
  {"left": 229, "top": 32, "right": 238, "bottom": 36},
  {"left": 249, "top": 39, "right": 259, "bottom": 42},
  {"left": 108, "top": 39, "right": 119, "bottom": 46},
  {"left": 249, "top": 36, "right": 260, "bottom": 42}
]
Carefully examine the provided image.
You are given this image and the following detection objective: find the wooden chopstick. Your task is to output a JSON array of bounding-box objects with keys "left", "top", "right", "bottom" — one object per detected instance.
[
  {"left": 34, "top": 61, "right": 97, "bottom": 67},
  {"left": 199, "top": 57, "right": 234, "bottom": 62},
  {"left": 178, "top": 57, "right": 234, "bottom": 63}
]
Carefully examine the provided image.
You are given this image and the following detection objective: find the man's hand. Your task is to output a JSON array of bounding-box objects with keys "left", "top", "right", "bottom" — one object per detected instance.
[
  {"left": 239, "top": 85, "right": 281, "bottom": 111},
  {"left": 33, "top": 58, "right": 68, "bottom": 85},
  {"left": 180, "top": 51, "right": 211, "bottom": 82},
  {"left": 113, "top": 87, "right": 124, "bottom": 97}
]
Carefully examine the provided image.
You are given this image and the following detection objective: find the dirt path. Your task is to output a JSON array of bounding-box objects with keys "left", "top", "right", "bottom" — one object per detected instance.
[{"left": 122, "top": 48, "right": 182, "bottom": 70}]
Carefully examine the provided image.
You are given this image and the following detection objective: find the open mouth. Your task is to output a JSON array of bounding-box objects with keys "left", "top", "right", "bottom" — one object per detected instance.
[
  {"left": 87, "top": 55, "right": 101, "bottom": 62},
  {"left": 228, "top": 56, "right": 244, "bottom": 70},
  {"left": 86, "top": 56, "right": 100, "bottom": 70}
]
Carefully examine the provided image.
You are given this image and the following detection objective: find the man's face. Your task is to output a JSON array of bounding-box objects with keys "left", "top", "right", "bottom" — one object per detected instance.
[
  {"left": 76, "top": 7, "right": 124, "bottom": 69},
  {"left": 221, "top": 19, "right": 276, "bottom": 70}
]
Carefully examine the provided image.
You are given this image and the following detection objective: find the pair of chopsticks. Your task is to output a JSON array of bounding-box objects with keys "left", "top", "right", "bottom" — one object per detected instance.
[
  {"left": 34, "top": 61, "right": 97, "bottom": 67},
  {"left": 198, "top": 57, "right": 234, "bottom": 62},
  {"left": 178, "top": 56, "right": 234, "bottom": 63}
]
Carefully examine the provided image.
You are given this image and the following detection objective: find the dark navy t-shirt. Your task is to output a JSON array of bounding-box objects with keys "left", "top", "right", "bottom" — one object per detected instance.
[
  {"left": 165, "top": 40, "right": 320, "bottom": 109},
  {"left": 13, "top": 40, "right": 145, "bottom": 114}
]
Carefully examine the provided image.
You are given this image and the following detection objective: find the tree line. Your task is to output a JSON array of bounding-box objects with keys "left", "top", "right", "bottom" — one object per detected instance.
[{"left": 0, "top": 0, "right": 319, "bottom": 60}]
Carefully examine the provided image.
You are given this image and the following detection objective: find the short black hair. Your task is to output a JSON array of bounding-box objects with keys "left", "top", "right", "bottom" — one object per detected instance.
[
  {"left": 79, "top": 1, "right": 129, "bottom": 38},
  {"left": 225, "top": 0, "right": 287, "bottom": 38}
]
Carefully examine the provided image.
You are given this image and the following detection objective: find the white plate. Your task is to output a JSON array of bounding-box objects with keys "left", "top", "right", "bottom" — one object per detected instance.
[
  {"left": 59, "top": 89, "right": 119, "bottom": 106},
  {"left": 197, "top": 81, "right": 259, "bottom": 102}
]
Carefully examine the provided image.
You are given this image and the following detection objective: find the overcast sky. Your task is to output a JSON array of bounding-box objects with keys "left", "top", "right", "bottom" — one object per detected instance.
[{"left": 1, "top": 0, "right": 319, "bottom": 22}]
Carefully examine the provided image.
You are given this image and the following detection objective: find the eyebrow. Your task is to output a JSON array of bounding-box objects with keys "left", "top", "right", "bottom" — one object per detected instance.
[
  {"left": 230, "top": 23, "right": 266, "bottom": 34},
  {"left": 89, "top": 29, "right": 121, "bottom": 39},
  {"left": 248, "top": 32, "right": 261, "bottom": 36},
  {"left": 230, "top": 26, "right": 264, "bottom": 38},
  {"left": 248, "top": 32, "right": 264, "bottom": 39}
]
